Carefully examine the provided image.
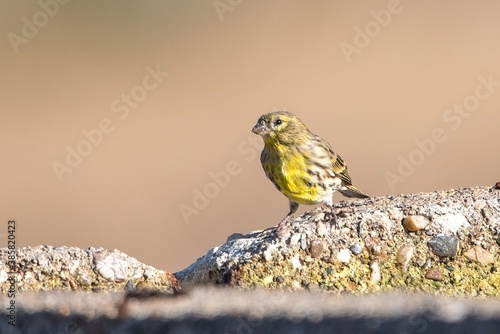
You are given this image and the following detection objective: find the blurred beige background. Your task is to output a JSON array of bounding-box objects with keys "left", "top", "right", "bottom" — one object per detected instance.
[{"left": 1, "top": 0, "right": 499, "bottom": 272}]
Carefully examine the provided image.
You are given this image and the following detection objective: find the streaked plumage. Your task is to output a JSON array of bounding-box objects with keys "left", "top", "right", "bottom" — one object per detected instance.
[{"left": 252, "top": 111, "right": 368, "bottom": 228}]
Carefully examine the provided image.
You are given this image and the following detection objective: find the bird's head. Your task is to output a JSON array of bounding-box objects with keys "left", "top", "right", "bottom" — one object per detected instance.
[{"left": 252, "top": 111, "right": 309, "bottom": 145}]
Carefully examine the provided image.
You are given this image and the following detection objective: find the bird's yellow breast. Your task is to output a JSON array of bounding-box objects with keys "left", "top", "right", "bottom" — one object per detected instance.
[{"left": 262, "top": 142, "right": 328, "bottom": 205}]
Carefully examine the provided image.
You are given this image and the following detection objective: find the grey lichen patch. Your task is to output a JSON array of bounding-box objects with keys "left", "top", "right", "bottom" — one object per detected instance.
[{"left": 176, "top": 186, "right": 500, "bottom": 297}]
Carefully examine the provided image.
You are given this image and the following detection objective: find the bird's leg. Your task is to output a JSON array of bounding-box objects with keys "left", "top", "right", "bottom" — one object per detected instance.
[
  {"left": 326, "top": 204, "right": 338, "bottom": 227},
  {"left": 277, "top": 201, "right": 299, "bottom": 231}
]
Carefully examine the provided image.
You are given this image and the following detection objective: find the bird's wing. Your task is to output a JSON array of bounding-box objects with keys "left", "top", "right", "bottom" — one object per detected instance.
[
  {"left": 331, "top": 154, "right": 353, "bottom": 185},
  {"left": 311, "top": 135, "right": 369, "bottom": 199},
  {"left": 314, "top": 135, "right": 353, "bottom": 185}
]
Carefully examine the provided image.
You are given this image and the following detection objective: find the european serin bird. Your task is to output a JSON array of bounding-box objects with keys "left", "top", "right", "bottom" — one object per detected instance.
[{"left": 252, "top": 111, "right": 368, "bottom": 229}]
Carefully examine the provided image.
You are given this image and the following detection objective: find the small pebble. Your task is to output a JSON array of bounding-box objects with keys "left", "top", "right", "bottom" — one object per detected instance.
[
  {"left": 337, "top": 249, "right": 351, "bottom": 263},
  {"left": 403, "top": 215, "right": 429, "bottom": 232},
  {"left": 325, "top": 267, "right": 334, "bottom": 275},
  {"left": 309, "top": 240, "right": 324, "bottom": 258},
  {"left": 427, "top": 234, "right": 459, "bottom": 258},
  {"left": 349, "top": 243, "right": 363, "bottom": 255},
  {"left": 68, "top": 279, "right": 77, "bottom": 291},
  {"left": 396, "top": 244, "right": 414, "bottom": 273},
  {"left": 425, "top": 268, "right": 443, "bottom": 281},
  {"left": 291, "top": 254, "right": 302, "bottom": 269},
  {"left": 370, "top": 262, "right": 381, "bottom": 284},
  {"left": 415, "top": 257, "right": 426, "bottom": 267},
  {"left": 263, "top": 249, "right": 273, "bottom": 262},
  {"left": 124, "top": 280, "right": 135, "bottom": 292},
  {"left": 275, "top": 275, "right": 285, "bottom": 284},
  {"left": 316, "top": 222, "right": 327, "bottom": 236},
  {"left": 496, "top": 236, "right": 500, "bottom": 247},
  {"left": 464, "top": 246, "right": 495, "bottom": 265},
  {"left": 495, "top": 181, "right": 500, "bottom": 189},
  {"left": 262, "top": 275, "right": 273, "bottom": 285}
]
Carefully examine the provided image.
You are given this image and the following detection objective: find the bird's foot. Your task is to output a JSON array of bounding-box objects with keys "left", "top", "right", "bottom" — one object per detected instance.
[{"left": 325, "top": 207, "right": 338, "bottom": 228}]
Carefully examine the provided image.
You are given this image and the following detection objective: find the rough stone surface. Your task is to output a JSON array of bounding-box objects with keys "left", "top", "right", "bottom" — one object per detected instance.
[
  {"left": 175, "top": 186, "right": 500, "bottom": 297},
  {"left": 0, "top": 246, "right": 178, "bottom": 293},
  {"left": 1, "top": 288, "right": 500, "bottom": 333}
]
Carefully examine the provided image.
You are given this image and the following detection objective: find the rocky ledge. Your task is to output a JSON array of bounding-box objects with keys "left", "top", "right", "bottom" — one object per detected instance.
[
  {"left": 1, "top": 185, "right": 499, "bottom": 297},
  {"left": 0, "top": 246, "right": 178, "bottom": 293},
  {"left": 175, "top": 185, "right": 500, "bottom": 296}
]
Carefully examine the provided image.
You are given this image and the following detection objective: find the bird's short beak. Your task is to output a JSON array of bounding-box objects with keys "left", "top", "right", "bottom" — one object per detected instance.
[{"left": 252, "top": 123, "right": 266, "bottom": 135}]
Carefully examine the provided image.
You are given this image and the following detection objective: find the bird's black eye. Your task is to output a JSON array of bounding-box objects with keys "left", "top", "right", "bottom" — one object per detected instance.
[{"left": 275, "top": 119, "right": 283, "bottom": 126}]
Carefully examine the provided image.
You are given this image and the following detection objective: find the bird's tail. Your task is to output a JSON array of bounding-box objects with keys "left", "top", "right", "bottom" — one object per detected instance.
[{"left": 339, "top": 184, "right": 370, "bottom": 199}]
